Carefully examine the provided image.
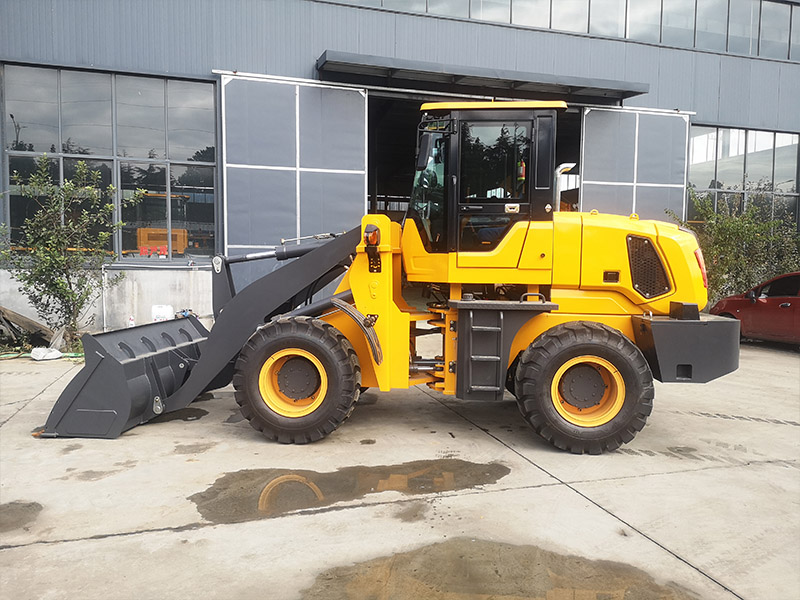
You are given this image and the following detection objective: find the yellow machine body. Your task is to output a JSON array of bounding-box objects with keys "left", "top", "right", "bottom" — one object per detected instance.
[{"left": 328, "top": 209, "right": 709, "bottom": 396}]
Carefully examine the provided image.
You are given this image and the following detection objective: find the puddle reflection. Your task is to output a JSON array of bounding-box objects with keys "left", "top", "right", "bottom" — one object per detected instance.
[{"left": 190, "top": 459, "right": 510, "bottom": 524}]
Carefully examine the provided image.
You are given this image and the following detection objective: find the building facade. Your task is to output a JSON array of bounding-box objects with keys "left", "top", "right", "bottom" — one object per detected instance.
[{"left": 1, "top": 0, "right": 798, "bottom": 326}]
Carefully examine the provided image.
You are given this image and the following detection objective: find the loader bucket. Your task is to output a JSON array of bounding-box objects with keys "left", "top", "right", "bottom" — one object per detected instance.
[
  {"left": 41, "top": 316, "right": 209, "bottom": 439},
  {"left": 40, "top": 227, "right": 361, "bottom": 439}
]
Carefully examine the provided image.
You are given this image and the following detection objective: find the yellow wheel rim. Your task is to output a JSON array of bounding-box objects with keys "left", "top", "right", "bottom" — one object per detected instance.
[
  {"left": 258, "top": 348, "right": 328, "bottom": 418},
  {"left": 550, "top": 355, "right": 625, "bottom": 427}
]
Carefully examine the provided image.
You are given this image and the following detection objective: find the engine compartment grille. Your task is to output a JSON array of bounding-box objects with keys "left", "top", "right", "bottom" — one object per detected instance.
[{"left": 627, "top": 235, "right": 671, "bottom": 299}]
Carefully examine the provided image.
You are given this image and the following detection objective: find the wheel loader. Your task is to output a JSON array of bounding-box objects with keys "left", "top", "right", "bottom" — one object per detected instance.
[{"left": 41, "top": 101, "right": 740, "bottom": 454}]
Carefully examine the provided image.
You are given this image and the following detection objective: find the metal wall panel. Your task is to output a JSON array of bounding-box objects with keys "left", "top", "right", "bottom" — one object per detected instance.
[
  {"left": 635, "top": 187, "right": 685, "bottom": 221},
  {"left": 623, "top": 45, "right": 662, "bottom": 109},
  {"left": 717, "top": 57, "right": 752, "bottom": 127},
  {"left": 512, "top": 28, "right": 556, "bottom": 73},
  {"left": 656, "top": 48, "right": 695, "bottom": 111},
  {"left": 692, "top": 53, "right": 721, "bottom": 124},
  {"left": 299, "top": 172, "right": 365, "bottom": 237},
  {"left": 225, "top": 79, "right": 296, "bottom": 167},
  {"left": 226, "top": 169, "right": 296, "bottom": 247},
  {"left": 581, "top": 107, "right": 689, "bottom": 219},
  {"left": 582, "top": 110, "right": 636, "bottom": 182},
  {"left": 581, "top": 184, "right": 635, "bottom": 215},
  {"left": 637, "top": 114, "right": 686, "bottom": 185},
  {"left": 299, "top": 86, "right": 365, "bottom": 170},
  {"left": 778, "top": 63, "right": 800, "bottom": 132},
  {"left": 747, "top": 61, "right": 782, "bottom": 131},
  {"left": 0, "top": 0, "right": 797, "bottom": 132},
  {"left": 221, "top": 74, "right": 366, "bottom": 268}
]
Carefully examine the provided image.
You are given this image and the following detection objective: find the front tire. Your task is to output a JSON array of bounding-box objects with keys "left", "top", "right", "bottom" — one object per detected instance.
[
  {"left": 233, "top": 316, "right": 361, "bottom": 444},
  {"left": 514, "top": 322, "right": 653, "bottom": 454}
]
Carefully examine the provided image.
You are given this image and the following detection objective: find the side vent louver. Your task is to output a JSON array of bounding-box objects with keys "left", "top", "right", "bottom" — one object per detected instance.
[{"left": 627, "top": 235, "right": 671, "bottom": 299}]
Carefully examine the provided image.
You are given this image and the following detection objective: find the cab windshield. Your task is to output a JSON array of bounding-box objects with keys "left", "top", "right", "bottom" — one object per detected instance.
[{"left": 407, "top": 131, "right": 447, "bottom": 252}]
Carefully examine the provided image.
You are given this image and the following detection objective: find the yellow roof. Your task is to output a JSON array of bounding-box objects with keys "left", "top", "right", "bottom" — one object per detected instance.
[{"left": 420, "top": 100, "right": 567, "bottom": 111}]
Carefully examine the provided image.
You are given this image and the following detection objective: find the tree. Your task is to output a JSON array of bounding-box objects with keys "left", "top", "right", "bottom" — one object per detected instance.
[
  {"left": 675, "top": 190, "right": 800, "bottom": 305},
  {"left": 1, "top": 157, "right": 142, "bottom": 351}
]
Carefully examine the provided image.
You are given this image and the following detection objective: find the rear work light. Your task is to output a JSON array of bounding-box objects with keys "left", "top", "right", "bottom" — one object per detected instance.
[{"left": 694, "top": 247, "right": 708, "bottom": 289}]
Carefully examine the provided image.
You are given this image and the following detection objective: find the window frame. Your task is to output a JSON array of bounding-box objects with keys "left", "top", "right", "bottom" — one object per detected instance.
[
  {"left": 688, "top": 123, "right": 800, "bottom": 228},
  {"left": 1, "top": 63, "right": 219, "bottom": 263}
]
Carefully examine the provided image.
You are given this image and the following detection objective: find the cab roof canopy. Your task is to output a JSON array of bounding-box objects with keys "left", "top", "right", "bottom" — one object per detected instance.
[{"left": 420, "top": 100, "right": 568, "bottom": 112}]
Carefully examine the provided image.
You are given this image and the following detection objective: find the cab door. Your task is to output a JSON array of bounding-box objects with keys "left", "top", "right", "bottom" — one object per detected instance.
[{"left": 455, "top": 116, "right": 532, "bottom": 268}]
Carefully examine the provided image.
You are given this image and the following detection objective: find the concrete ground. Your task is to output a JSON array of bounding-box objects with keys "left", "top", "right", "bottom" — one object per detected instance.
[{"left": 0, "top": 339, "right": 798, "bottom": 600}]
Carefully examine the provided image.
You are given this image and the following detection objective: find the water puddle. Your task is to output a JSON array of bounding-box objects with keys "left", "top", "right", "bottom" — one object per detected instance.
[
  {"left": 0, "top": 501, "right": 43, "bottom": 533},
  {"left": 189, "top": 459, "right": 510, "bottom": 524},
  {"left": 302, "top": 538, "right": 697, "bottom": 600}
]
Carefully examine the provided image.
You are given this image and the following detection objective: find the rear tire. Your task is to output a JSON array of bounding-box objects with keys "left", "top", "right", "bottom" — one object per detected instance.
[
  {"left": 514, "top": 322, "right": 653, "bottom": 454},
  {"left": 233, "top": 316, "right": 361, "bottom": 444}
]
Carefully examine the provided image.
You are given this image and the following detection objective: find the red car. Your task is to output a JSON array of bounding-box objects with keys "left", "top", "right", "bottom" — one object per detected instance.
[{"left": 710, "top": 272, "right": 800, "bottom": 344}]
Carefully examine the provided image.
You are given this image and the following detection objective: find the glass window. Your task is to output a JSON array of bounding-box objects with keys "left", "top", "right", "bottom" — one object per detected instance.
[
  {"left": 171, "top": 165, "right": 216, "bottom": 257},
  {"left": 792, "top": 6, "right": 800, "bottom": 61},
  {"left": 428, "top": 0, "right": 470, "bottom": 17},
  {"left": 745, "top": 130, "right": 774, "bottom": 192},
  {"left": 471, "top": 0, "right": 510, "bottom": 22},
  {"left": 4, "top": 66, "right": 58, "bottom": 152},
  {"left": 63, "top": 159, "right": 114, "bottom": 251},
  {"left": 382, "top": 0, "right": 425, "bottom": 10},
  {"left": 589, "top": 0, "right": 626, "bottom": 38},
  {"left": 774, "top": 195, "right": 798, "bottom": 222},
  {"left": 512, "top": 0, "right": 550, "bottom": 27},
  {"left": 688, "top": 190, "right": 715, "bottom": 222},
  {"left": 689, "top": 126, "right": 718, "bottom": 190},
  {"left": 60, "top": 71, "right": 112, "bottom": 156},
  {"left": 716, "top": 128, "right": 746, "bottom": 190},
  {"left": 661, "top": 0, "right": 696, "bottom": 48},
  {"left": 759, "top": 1, "right": 791, "bottom": 59},
  {"left": 168, "top": 80, "right": 215, "bottom": 162},
  {"left": 628, "top": 0, "right": 661, "bottom": 42},
  {"left": 116, "top": 76, "right": 166, "bottom": 159},
  {"left": 7, "top": 156, "right": 59, "bottom": 243},
  {"left": 552, "top": 0, "right": 589, "bottom": 33},
  {"left": 695, "top": 0, "right": 729, "bottom": 51},
  {"left": 728, "top": 0, "right": 760, "bottom": 55},
  {"left": 747, "top": 190, "right": 773, "bottom": 220},
  {"left": 762, "top": 274, "right": 800, "bottom": 297},
  {"left": 717, "top": 191, "right": 745, "bottom": 215},
  {"left": 460, "top": 121, "right": 530, "bottom": 201},
  {"left": 64, "top": 158, "right": 113, "bottom": 189},
  {"left": 120, "top": 163, "right": 168, "bottom": 259},
  {"left": 774, "top": 133, "right": 798, "bottom": 194}
]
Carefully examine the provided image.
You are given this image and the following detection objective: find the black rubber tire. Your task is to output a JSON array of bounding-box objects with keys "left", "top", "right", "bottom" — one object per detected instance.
[
  {"left": 233, "top": 316, "right": 361, "bottom": 444},
  {"left": 514, "top": 321, "right": 654, "bottom": 455}
]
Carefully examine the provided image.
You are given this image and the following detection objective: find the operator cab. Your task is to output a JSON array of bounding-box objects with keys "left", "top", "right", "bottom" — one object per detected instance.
[{"left": 406, "top": 101, "right": 567, "bottom": 255}]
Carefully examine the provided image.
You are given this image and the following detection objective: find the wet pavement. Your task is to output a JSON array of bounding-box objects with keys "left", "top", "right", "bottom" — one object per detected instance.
[{"left": 0, "top": 341, "right": 798, "bottom": 599}]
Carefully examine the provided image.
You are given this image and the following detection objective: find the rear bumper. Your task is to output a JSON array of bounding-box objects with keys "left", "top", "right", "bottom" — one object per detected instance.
[{"left": 631, "top": 313, "right": 740, "bottom": 383}]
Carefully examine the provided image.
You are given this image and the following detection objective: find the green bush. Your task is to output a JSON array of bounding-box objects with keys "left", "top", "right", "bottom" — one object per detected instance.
[
  {"left": 1, "top": 157, "right": 142, "bottom": 351},
  {"left": 675, "top": 190, "right": 800, "bottom": 305}
]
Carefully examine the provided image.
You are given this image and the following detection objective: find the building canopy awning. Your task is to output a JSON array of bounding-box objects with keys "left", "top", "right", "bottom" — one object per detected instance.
[{"left": 316, "top": 50, "right": 649, "bottom": 102}]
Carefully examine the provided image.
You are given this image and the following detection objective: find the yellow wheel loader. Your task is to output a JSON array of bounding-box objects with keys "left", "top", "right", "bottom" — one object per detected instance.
[{"left": 41, "top": 101, "right": 739, "bottom": 454}]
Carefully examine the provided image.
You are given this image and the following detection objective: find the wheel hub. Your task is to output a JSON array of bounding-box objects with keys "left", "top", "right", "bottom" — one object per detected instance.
[
  {"left": 277, "top": 357, "right": 321, "bottom": 400},
  {"left": 558, "top": 364, "right": 607, "bottom": 409}
]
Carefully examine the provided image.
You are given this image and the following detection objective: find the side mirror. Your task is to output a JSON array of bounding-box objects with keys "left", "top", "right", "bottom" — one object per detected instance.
[
  {"left": 745, "top": 290, "right": 757, "bottom": 302},
  {"left": 416, "top": 133, "right": 432, "bottom": 171}
]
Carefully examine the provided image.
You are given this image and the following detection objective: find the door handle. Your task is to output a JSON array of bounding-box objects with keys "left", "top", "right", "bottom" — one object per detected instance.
[
  {"left": 779, "top": 302, "right": 791, "bottom": 308},
  {"left": 460, "top": 205, "right": 483, "bottom": 212}
]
